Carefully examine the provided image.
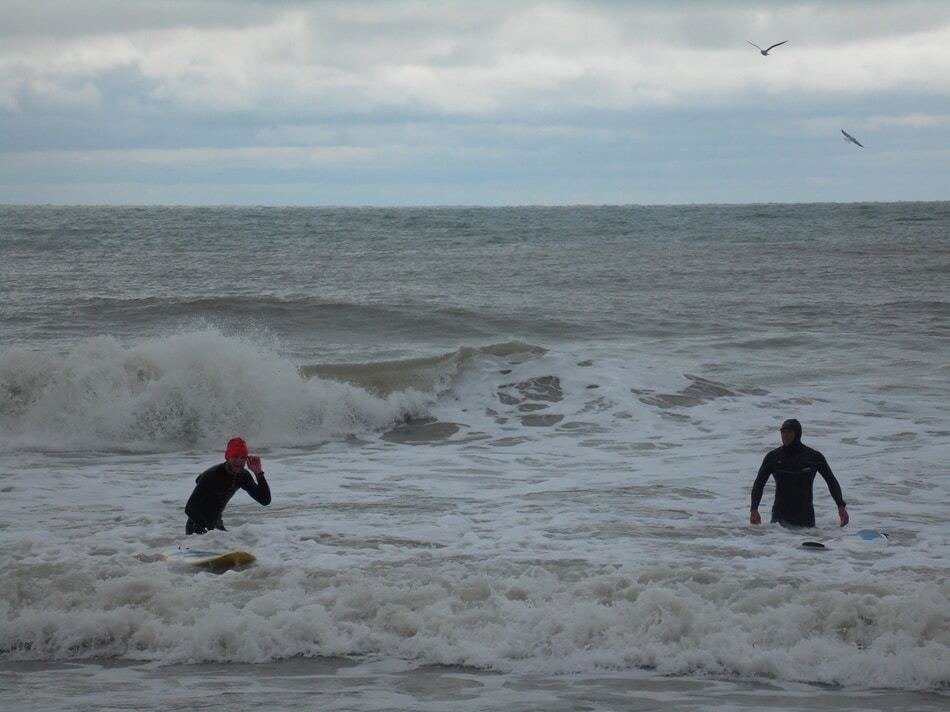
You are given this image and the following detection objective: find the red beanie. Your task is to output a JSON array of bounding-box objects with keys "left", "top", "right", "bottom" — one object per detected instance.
[{"left": 225, "top": 437, "right": 249, "bottom": 459}]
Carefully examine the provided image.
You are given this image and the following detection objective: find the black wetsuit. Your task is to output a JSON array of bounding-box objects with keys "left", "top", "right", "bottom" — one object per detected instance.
[
  {"left": 184, "top": 462, "right": 271, "bottom": 535},
  {"left": 751, "top": 441, "right": 846, "bottom": 527}
]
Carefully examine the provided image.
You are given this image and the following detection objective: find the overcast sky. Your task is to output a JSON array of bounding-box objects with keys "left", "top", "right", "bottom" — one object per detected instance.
[{"left": 3, "top": 0, "right": 950, "bottom": 206}]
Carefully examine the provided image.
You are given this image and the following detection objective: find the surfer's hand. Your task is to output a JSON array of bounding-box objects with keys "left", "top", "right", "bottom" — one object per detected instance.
[
  {"left": 838, "top": 506, "right": 849, "bottom": 527},
  {"left": 247, "top": 455, "right": 263, "bottom": 475},
  {"left": 750, "top": 510, "right": 761, "bottom": 525}
]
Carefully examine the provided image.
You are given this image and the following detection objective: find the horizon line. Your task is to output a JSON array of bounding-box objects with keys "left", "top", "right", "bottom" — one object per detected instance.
[{"left": 3, "top": 199, "right": 948, "bottom": 210}]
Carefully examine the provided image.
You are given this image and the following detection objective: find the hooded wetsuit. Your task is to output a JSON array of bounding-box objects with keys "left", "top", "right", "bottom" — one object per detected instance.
[
  {"left": 185, "top": 462, "right": 271, "bottom": 535},
  {"left": 751, "top": 441, "right": 846, "bottom": 527}
]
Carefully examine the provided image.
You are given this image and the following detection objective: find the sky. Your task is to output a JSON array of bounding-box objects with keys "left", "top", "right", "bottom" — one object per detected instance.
[{"left": 2, "top": 0, "right": 950, "bottom": 206}]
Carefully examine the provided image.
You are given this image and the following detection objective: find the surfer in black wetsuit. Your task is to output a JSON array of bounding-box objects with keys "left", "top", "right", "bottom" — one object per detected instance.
[
  {"left": 185, "top": 437, "right": 271, "bottom": 535},
  {"left": 750, "top": 419, "right": 849, "bottom": 528}
]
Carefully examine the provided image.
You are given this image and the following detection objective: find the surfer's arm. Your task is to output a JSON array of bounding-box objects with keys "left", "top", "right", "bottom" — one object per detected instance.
[
  {"left": 816, "top": 453, "right": 848, "bottom": 527},
  {"left": 750, "top": 456, "right": 772, "bottom": 524},
  {"left": 241, "top": 470, "right": 271, "bottom": 506},
  {"left": 816, "top": 454, "right": 846, "bottom": 507}
]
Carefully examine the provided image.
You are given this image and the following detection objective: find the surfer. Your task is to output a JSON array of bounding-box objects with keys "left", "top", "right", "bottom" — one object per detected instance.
[
  {"left": 750, "top": 419, "right": 849, "bottom": 528},
  {"left": 184, "top": 437, "right": 271, "bottom": 535}
]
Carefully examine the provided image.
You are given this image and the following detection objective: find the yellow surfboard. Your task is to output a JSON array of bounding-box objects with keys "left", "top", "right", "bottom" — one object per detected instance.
[{"left": 162, "top": 549, "right": 256, "bottom": 572}]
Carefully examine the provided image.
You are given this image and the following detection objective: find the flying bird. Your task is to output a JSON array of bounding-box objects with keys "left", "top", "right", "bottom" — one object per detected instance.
[
  {"left": 746, "top": 40, "right": 788, "bottom": 56},
  {"left": 841, "top": 129, "right": 865, "bottom": 148}
]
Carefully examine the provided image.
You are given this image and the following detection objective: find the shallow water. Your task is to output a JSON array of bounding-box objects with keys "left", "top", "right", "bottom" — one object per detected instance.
[{"left": 3, "top": 658, "right": 948, "bottom": 712}]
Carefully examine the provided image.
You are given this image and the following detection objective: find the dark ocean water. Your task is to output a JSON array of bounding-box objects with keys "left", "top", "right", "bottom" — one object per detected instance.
[{"left": 3, "top": 203, "right": 947, "bottom": 360}]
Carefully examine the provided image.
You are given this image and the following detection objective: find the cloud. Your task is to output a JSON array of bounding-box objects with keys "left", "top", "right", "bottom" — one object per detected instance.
[
  {"left": 3, "top": 1, "right": 950, "bottom": 205},
  {"left": 864, "top": 112, "right": 950, "bottom": 129},
  {"left": 2, "top": 144, "right": 379, "bottom": 169},
  {"left": 3, "top": 1, "right": 950, "bottom": 118},
  {"left": 0, "top": 0, "right": 278, "bottom": 38}
]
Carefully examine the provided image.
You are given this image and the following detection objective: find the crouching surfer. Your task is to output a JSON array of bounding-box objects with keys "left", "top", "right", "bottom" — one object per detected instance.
[
  {"left": 750, "top": 419, "right": 849, "bottom": 528},
  {"left": 185, "top": 437, "right": 271, "bottom": 535}
]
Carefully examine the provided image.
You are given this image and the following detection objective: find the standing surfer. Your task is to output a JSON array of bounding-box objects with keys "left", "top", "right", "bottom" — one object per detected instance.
[
  {"left": 750, "top": 419, "right": 849, "bottom": 528},
  {"left": 185, "top": 437, "right": 271, "bottom": 534}
]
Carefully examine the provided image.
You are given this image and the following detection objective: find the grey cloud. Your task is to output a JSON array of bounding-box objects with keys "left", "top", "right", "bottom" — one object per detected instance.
[
  {"left": 3, "top": 1, "right": 950, "bottom": 205},
  {"left": 5, "top": 2, "right": 950, "bottom": 118},
  {"left": 0, "top": 0, "right": 282, "bottom": 38}
]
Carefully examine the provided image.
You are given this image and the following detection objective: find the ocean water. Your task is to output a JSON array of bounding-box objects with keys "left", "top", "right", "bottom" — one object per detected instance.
[{"left": 1, "top": 203, "right": 948, "bottom": 711}]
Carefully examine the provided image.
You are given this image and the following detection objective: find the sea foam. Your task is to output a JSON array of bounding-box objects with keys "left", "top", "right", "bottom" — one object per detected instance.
[{"left": 0, "top": 328, "right": 432, "bottom": 452}]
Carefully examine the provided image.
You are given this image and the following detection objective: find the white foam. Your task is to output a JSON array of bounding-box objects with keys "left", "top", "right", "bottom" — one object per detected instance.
[
  {"left": 1, "top": 344, "right": 948, "bottom": 690},
  {"left": 0, "top": 328, "right": 432, "bottom": 452}
]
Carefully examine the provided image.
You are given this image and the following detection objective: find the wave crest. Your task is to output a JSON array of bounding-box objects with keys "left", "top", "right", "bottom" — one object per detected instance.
[
  {"left": 303, "top": 340, "right": 546, "bottom": 395},
  {"left": 0, "top": 329, "right": 434, "bottom": 452}
]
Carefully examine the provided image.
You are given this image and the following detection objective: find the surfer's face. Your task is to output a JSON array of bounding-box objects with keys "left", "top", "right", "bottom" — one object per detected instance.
[
  {"left": 780, "top": 428, "right": 795, "bottom": 446},
  {"left": 226, "top": 455, "right": 247, "bottom": 473}
]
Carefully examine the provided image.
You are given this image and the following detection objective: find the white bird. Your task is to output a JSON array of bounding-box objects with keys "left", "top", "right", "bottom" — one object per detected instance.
[
  {"left": 746, "top": 40, "right": 788, "bottom": 56},
  {"left": 841, "top": 129, "right": 865, "bottom": 148}
]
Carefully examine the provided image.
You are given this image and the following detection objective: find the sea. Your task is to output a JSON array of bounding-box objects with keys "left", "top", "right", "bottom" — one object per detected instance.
[{"left": 1, "top": 203, "right": 948, "bottom": 711}]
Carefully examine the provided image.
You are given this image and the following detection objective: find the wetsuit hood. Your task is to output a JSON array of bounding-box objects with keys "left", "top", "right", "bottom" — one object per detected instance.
[
  {"left": 781, "top": 418, "right": 802, "bottom": 438},
  {"left": 780, "top": 418, "right": 803, "bottom": 451}
]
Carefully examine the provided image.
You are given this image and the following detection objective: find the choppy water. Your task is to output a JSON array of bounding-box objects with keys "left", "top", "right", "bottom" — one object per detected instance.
[{"left": 1, "top": 204, "right": 948, "bottom": 710}]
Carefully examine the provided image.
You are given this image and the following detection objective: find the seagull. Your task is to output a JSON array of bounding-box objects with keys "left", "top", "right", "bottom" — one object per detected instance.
[
  {"left": 841, "top": 129, "right": 865, "bottom": 148},
  {"left": 746, "top": 40, "right": 788, "bottom": 56}
]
